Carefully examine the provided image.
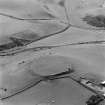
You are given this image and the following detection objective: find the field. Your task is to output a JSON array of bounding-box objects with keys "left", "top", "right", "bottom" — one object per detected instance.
[{"left": 0, "top": 0, "right": 105, "bottom": 105}]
